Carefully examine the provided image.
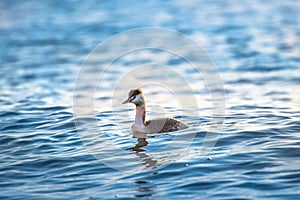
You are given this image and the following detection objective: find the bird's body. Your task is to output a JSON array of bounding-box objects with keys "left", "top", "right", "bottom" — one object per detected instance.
[
  {"left": 122, "top": 88, "right": 188, "bottom": 134},
  {"left": 132, "top": 117, "right": 188, "bottom": 133}
]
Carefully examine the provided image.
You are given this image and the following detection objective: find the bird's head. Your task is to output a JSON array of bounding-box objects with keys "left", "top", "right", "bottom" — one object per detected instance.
[{"left": 122, "top": 88, "right": 145, "bottom": 106}]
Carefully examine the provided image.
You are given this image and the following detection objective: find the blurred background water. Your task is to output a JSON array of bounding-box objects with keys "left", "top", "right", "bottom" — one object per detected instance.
[{"left": 1, "top": 0, "right": 300, "bottom": 199}]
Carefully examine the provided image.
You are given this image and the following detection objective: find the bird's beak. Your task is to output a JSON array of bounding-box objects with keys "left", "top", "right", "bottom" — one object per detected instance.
[{"left": 122, "top": 98, "right": 130, "bottom": 104}]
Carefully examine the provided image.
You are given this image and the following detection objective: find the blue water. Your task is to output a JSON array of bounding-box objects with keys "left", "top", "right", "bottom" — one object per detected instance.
[{"left": 1, "top": 0, "right": 300, "bottom": 199}]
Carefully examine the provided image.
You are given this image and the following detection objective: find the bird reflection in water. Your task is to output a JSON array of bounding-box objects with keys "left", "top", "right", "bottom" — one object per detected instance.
[
  {"left": 133, "top": 180, "right": 156, "bottom": 198},
  {"left": 128, "top": 132, "right": 158, "bottom": 169}
]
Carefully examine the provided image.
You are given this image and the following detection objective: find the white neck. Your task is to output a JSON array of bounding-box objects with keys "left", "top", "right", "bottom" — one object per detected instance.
[{"left": 135, "top": 104, "right": 146, "bottom": 127}]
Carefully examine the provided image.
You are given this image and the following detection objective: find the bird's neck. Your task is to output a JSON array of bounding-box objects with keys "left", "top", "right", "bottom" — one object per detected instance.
[{"left": 135, "top": 103, "right": 146, "bottom": 126}]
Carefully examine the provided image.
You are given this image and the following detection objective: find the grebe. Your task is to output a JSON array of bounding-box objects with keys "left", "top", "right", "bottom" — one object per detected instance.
[{"left": 122, "top": 88, "right": 189, "bottom": 133}]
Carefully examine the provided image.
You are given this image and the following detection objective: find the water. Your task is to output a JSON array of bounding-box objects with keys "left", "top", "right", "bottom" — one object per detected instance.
[{"left": 1, "top": 0, "right": 300, "bottom": 199}]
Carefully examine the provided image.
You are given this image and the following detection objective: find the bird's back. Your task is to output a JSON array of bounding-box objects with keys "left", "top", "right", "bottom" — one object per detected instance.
[{"left": 145, "top": 117, "right": 188, "bottom": 133}]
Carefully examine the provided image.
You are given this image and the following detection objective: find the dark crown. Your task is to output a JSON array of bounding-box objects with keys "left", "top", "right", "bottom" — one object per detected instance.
[{"left": 129, "top": 88, "right": 143, "bottom": 97}]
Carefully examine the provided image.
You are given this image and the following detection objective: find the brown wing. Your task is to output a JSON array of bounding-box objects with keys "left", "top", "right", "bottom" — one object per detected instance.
[{"left": 145, "top": 117, "right": 188, "bottom": 133}]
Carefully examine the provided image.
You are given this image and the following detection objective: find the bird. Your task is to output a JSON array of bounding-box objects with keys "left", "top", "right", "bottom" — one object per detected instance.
[{"left": 122, "top": 88, "right": 189, "bottom": 134}]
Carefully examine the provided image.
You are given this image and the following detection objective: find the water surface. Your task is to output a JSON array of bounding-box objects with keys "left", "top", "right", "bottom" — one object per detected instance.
[{"left": 0, "top": 0, "right": 300, "bottom": 199}]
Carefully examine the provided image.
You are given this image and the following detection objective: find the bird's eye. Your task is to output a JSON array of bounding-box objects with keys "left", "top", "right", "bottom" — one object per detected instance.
[{"left": 130, "top": 96, "right": 136, "bottom": 101}]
